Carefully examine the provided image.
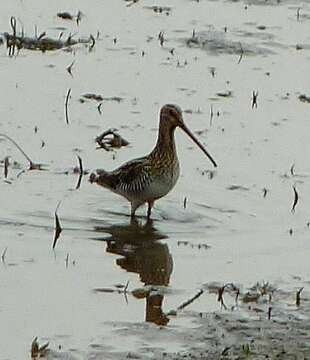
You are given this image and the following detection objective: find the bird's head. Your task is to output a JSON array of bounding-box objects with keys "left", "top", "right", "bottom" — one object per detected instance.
[
  {"left": 160, "top": 104, "right": 184, "bottom": 128},
  {"left": 160, "top": 104, "right": 217, "bottom": 168}
]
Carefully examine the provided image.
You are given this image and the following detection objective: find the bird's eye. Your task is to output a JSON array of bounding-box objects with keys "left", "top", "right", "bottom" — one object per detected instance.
[{"left": 169, "top": 109, "right": 175, "bottom": 117}]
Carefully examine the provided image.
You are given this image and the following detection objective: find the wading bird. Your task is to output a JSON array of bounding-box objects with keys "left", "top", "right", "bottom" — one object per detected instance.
[{"left": 89, "top": 104, "right": 217, "bottom": 218}]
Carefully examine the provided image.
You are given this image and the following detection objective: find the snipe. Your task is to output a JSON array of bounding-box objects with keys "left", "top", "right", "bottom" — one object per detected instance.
[{"left": 89, "top": 104, "right": 217, "bottom": 218}]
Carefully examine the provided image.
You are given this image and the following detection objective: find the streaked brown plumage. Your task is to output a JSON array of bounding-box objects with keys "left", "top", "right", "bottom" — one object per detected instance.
[{"left": 89, "top": 104, "right": 217, "bottom": 218}]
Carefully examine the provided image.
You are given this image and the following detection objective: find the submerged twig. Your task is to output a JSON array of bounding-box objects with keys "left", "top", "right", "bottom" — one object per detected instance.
[
  {"left": 252, "top": 91, "right": 258, "bottom": 108},
  {"left": 1, "top": 247, "right": 8, "bottom": 263},
  {"left": 237, "top": 42, "right": 244, "bottom": 64},
  {"left": 262, "top": 188, "right": 268, "bottom": 198},
  {"left": 4, "top": 156, "right": 9, "bottom": 178},
  {"left": 218, "top": 286, "right": 227, "bottom": 309},
  {"left": 94, "top": 281, "right": 130, "bottom": 304},
  {"left": 75, "top": 155, "right": 83, "bottom": 190},
  {"left": 66, "top": 60, "right": 75, "bottom": 77},
  {"left": 65, "top": 88, "right": 71, "bottom": 124},
  {"left": 76, "top": 11, "right": 82, "bottom": 26},
  {"left": 37, "top": 31, "right": 46, "bottom": 41},
  {"left": 124, "top": 280, "right": 130, "bottom": 293},
  {"left": 158, "top": 31, "right": 165, "bottom": 46},
  {"left": 97, "top": 103, "right": 103, "bottom": 115},
  {"left": 0, "top": 133, "right": 32, "bottom": 164},
  {"left": 89, "top": 34, "right": 95, "bottom": 51},
  {"left": 267, "top": 306, "right": 272, "bottom": 320},
  {"left": 210, "top": 104, "right": 214, "bottom": 126},
  {"left": 8, "top": 16, "right": 17, "bottom": 56},
  {"left": 0, "top": 133, "right": 42, "bottom": 170},
  {"left": 177, "top": 289, "right": 204, "bottom": 311},
  {"left": 291, "top": 185, "right": 299, "bottom": 213},
  {"left": 123, "top": 280, "right": 130, "bottom": 304},
  {"left": 296, "top": 287, "right": 303, "bottom": 306},
  {"left": 52, "top": 202, "right": 63, "bottom": 249},
  {"left": 235, "top": 288, "right": 240, "bottom": 304},
  {"left": 217, "top": 283, "right": 239, "bottom": 309},
  {"left": 65, "top": 253, "right": 69, "bottom": 268}
]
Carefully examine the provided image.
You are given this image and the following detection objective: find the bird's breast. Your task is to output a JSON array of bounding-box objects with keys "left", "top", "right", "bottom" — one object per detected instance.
[{"left": 135, "top": 158, "right": 180, "bottom": 201}]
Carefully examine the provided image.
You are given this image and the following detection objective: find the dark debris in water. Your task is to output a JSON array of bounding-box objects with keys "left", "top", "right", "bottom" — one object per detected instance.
[
  {"left": 4, "top": 32, "right": 90, "bottom": 53},
  {"left": 81, "top": 93, "right": 104, "bottom": 102},
  {"left": 95, "top": 129, "right": 130, "bottom": 151},
  {"left": 80, "top": 94, "right": 124, "bottom": 103},
  {"left": 227, "top": 184, "right": 250, "bottom": 191},
  {"left": 144, "top": 5, "right": 172, "bottom": 15},
  {"left": 104, "top": 96, "right": 124, "bottom": 102},
  {"left": 94, "top": 281, "right": 130, "bottom": 297},
  {"left": 57, "top": 12, "right": 74, "bottom": 20},
  {"left": 298, "top": 94, "right": 310, "bottom": 103},
  {"left": 57, "top": 10, "right": 82, "bottom": 24},
  {"left": 226, "top": 0, "right": 287, "bottom": 6},
  {"left": 216, "top": 90, "right": 233, "bottom": 98},
  {"left": 183, "top": 29, "right": 274, "bottom": 56},
  {"left": 183, "top": 108, "right": 203, "bottom": 114},
  {"left": 242, "top": 281, "right": 275, "bottom": 303},
  {"left": 177, "top": 240, "right": 211, "bottom": 250},
  {"left": 3, "top": 16, "right": 93, "bottom": 55}
]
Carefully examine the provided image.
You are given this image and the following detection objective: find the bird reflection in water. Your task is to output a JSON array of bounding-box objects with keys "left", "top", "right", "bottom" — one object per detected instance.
[{"left": 93, "top": 218, "right": 173, "bottom": 326}]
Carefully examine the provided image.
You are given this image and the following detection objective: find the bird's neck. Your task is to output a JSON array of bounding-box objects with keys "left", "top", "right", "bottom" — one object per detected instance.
[{"left": 152, "top": 117, "right": 177, "bottom": 156}]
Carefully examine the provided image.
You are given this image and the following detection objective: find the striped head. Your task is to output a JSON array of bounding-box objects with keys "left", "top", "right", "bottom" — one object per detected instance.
[
  {"left": 159, "top": 104, "right": 217, "bottom": 168},
  {"left": 160, "top": 104, "right": 183, "bottom": 128}
]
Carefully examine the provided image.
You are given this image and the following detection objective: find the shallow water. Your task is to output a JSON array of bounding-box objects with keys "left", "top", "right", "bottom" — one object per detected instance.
[{"left": 1, "top": 0, "right": 310, "bottom": 358}]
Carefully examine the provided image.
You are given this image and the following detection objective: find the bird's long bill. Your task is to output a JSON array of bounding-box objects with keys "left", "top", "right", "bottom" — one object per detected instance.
[{"left": 180, "top": 124, "right": 217, "bottom": 168}]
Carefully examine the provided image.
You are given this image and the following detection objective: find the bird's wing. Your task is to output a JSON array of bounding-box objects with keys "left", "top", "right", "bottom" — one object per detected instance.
[{"left": 113, "top": 156, "right": 152, "bottom": 192}]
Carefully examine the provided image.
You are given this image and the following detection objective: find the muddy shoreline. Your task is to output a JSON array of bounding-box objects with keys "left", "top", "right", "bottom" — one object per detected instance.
[{"left": 33, "top": 280, "right": 310, "bottom": 359}]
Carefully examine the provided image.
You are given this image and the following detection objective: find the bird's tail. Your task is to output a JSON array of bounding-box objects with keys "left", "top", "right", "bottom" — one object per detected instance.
[{"left": 89, "top": 169, "right": 116, "bottom": 189}]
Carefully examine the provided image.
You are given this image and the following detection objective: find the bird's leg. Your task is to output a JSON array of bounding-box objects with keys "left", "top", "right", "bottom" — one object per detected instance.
[
  {"left": 131, "top": 200, "right": 142, "bottom": 218},
  {"left": 130, "top": 206, "right": 137, "bottom": 218},
  {"left": 147, "top": 200, "right": 154, "bottom": 219}
]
